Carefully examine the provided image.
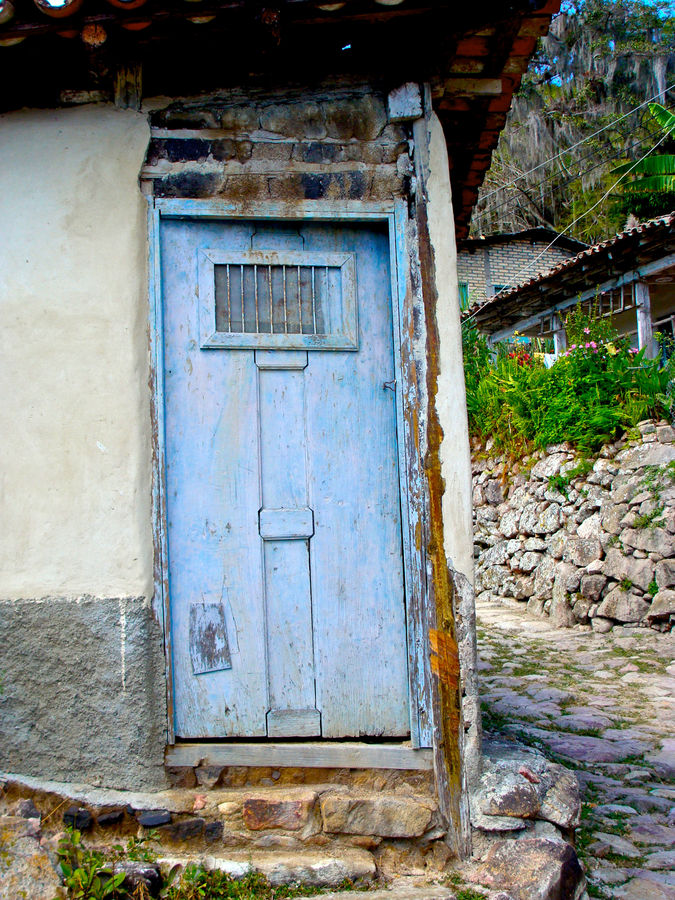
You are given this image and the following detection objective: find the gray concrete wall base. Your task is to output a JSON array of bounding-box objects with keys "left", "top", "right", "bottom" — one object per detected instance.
[{"left": 0, "top": 596, "right": 167, "bottom": 790}]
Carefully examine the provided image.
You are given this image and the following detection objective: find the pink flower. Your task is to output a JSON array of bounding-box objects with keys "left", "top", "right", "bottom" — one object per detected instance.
[
  {"left": 584, "top": 327, "right": 591, "bottom": 334},
  {"left": 593, "top": 349, "right": 598, "bottom": 354},
  {"left": 629, "top": 347, "right": 639, "bottom": 354},
  {"left": 570, "top": 344, "right": 576, "bottom": 350},
  {"left": 590, "top": 341, "right": 597, "bottom": 348},
  {"left": 585, "top": 342, "right": 591, "bottom": 348}
]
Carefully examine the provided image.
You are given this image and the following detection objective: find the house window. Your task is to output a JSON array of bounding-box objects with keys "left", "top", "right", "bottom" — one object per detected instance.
[
  {"left": 492, "top": 283, "right": 507, "bottom": 295},
  {"left": 198, "top": 249, "right": 358, "bottom": 350},
  {"left": 458, "top": 282, "right": 470, "bottom": 311},
  {"left": 655, "top": 315, "right": 675, "bottom": 363}
]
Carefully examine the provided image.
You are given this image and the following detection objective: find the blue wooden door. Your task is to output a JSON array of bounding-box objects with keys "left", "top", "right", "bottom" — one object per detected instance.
[{"left": 161, "top": 218, "right": 409, "bottom": 739}]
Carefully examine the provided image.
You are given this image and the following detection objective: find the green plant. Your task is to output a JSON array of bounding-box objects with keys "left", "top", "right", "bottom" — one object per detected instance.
[
  {"left": 55, "top": 830, "right": 375, "bottom": 900},
  {"left": 613, "top": 103, "right": 675, "bottom": 195},
  {"left": 632, "top": 506, "right": 664, "bottom": 529},
  {"left": 455, "top": 889, "right": 487, "bottom": 900},
  {"left": 160, "top": 867, "right": 368, "bottom": 900},
  {"left": 55, "top": 828, "right": 127, "bottom": 900},
  {"left": 619, "top": 578, "right": 633, "bottom": 592},
  {"left": 463, "top": 305, "right": 672, "bottom": 454},
  {"left": 648, "top": 579, "right": 659, "bottom": 597},
  {"left": 548, "top": 457, "right": 595, "bottom": 497}
]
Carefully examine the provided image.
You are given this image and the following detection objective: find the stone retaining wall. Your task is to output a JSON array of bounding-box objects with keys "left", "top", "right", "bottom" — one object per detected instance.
[{"left": 472, "top": 419, "right": 675, "bottom": 632}]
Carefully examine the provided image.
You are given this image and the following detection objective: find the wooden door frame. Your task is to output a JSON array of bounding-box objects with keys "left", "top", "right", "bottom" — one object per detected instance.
[{"left": 148, "top": 197, "right": 432, "bottom": 757}]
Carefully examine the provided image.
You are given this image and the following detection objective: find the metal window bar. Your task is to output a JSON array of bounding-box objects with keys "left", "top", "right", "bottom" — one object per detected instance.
[
  {"left": 227, "top": 265, "right": 231, "bottom": 332},
  {"left": 268, "top": 265, "right": 273, "bottom": 334},
  {"left": 216, "top": 262, "right": 335, "bottom": 335},
  {"left": 283, "top": 266, "right": 288, "bottom": 334},
  {"left": 297, "top": 265, "right": 302, "bottom": 334},
  {"left": 312, "top": 267, "right": 317, "bottom": 335},
  {"left": 240, "top": 264, "right": 245, "bottom": 332}
]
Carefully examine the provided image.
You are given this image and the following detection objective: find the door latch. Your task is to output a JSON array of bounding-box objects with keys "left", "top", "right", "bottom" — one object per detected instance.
[{"left": 383, "top": 379, "right": 396, "bottom": 392}]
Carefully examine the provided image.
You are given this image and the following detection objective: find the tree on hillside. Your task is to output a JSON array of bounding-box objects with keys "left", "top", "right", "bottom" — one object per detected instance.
[{"left": 471, "top": 0, "right": 675, "bottom": 242}]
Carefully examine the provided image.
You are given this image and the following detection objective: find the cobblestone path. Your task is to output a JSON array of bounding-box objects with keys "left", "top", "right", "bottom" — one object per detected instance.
[{"left": 476, "top": 598, "right": 675, "bottom": 899}]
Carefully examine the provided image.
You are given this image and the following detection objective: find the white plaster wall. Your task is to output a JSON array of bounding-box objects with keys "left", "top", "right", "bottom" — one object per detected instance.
[
  {"left": 0, "top": 105, "right": 152, "bottom": 598},
  {"left": 422, "top": 112, "right": 474, "bottom": 584}
]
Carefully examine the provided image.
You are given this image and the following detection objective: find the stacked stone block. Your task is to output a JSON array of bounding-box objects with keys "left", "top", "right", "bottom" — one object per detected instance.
[
  {"left": 472, "top": 419, "right": 675, "bottom": 631},
  {"left": 142, "top": 88, "right": 412, "bottom": 205}
]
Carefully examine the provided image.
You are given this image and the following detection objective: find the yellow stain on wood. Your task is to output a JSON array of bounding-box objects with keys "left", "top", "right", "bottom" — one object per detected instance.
[{"left": 429, "top": 627, "right": 460, "bottom": 689}]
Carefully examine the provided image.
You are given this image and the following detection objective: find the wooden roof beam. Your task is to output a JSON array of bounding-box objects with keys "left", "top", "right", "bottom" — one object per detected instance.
[{"left": 440, "top": 77, "right": 503, "bottom": 97}]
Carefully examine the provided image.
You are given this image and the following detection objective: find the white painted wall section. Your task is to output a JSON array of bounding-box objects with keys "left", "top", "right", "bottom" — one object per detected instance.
[
  {"left": 0, "top": 105, "right": 152, "bottom": 599},
  {"left": 421, "top": 112, "right": 474, "bottom": 584}
]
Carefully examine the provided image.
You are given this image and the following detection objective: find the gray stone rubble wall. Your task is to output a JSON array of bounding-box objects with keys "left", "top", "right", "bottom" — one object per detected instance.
[
  {"left": 472, "top": 419, "right": 675, "bottom": 632},
  {"left": 143, "top": 85, "right": 412, "bottom": 203}
]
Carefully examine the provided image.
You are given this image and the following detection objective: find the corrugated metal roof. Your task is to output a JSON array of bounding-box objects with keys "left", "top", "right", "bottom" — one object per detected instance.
[{"left": 467, "top": 211, "right": 675, "bottom": 332}]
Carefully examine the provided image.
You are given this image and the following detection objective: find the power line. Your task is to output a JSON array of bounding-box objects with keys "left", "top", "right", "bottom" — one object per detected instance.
[
  {"left": 478, "top": 81, "right": 675, "bottom": 203},
  {"left": 465, "top": 128, "right": 673, "bottom": 323},
  {"left": 478, "top": 104, "right": 672, "bottom": 216}
]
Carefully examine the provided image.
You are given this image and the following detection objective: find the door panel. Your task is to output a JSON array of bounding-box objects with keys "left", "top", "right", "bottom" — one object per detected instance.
[
  {"left": 161, "top": 219, "right": 409, "bottom": 739},
  {"left": 302, "top": 226, "right": 409, "bottom": 738}
]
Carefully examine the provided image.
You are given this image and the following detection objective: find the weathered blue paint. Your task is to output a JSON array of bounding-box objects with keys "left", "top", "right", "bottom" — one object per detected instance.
[
  {"left": 393, "top": 203, "right": 433, "bottom": 748},
  {"left": 149, "top": 200, "right": 429, "bottom": 747},
  {"left": 147, "top": 200, "right": 175, "bottom": 741}
]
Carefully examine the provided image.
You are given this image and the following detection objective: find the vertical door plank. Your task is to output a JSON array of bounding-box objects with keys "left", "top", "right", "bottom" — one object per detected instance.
[
  {"left": 301, "top": 224, "right": 409, "bottom": 738},
  {"left": 258, "top": 363, "right": 318, "bottom": 730},
  {"left": 162, "top": 219, "right": 268, "bottom": 737},
  {"left": 263, "top": 539, "right": 316, "bottom": 715}
]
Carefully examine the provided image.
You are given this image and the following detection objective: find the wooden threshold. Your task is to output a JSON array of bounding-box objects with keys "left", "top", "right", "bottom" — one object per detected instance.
[{"left": 166, "top": 742, "right": 433, "bottom": 771}]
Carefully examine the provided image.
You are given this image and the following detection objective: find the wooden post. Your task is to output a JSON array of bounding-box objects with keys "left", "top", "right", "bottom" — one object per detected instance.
[
  {"left": 412, "top": 90, "right": 472, "bottom": 861},
  {"left": 114, "top": 63, "right": 142, "bottom": 111},
  {"left": 635, "top": 280, "right": 656, "bottom": 358},
  {"left": 553, "top": 313, "right": 567, "bottom": 357}
]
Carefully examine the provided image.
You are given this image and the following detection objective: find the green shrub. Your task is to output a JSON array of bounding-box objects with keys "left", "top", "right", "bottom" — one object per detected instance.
[{"left": 463, "top": 305, "right": 672, "bottom": 454}]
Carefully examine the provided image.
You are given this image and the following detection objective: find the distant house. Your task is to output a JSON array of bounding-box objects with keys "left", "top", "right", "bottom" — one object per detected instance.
[
  {"left": 456, "top": 227, "right": 586, "bottom": 309},
  {"left": 467, "top": 213, "right": 675, "bottom": 358}
]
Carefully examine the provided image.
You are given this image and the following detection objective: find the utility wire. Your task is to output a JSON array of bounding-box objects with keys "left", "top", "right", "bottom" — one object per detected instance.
[
  {"left": 464, "top": 128, "right": 673, "bottom": 323},
  {"left": 478, "top": 81, "right": 675, "bottom": 203},
  {"left": 477, "top": 124, "right": 665, "bottom": 221},
  {"left": 479, "top": 107, "right": 672, "bottom": 215}
]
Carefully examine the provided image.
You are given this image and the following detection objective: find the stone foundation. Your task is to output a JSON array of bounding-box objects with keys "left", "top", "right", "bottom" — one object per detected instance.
[
  {"left": 0, "top": 769, "right": 453, "bottom": 880},
  {"left": 473, "top": 419, "right": 675, "bottom": 632},
  {"left": 1, "top": 751, "right": 586, "bottom": 900}
]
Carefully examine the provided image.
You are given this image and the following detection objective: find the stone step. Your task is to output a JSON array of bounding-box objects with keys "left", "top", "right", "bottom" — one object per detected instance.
[
  {"left": 294, "top": 887, "right": 456, "bottom": 900},
  {"left": 157, "top": 847, "right": 377, "bottom": 887},
  {"left": 1, "top": 773, "right": 440, "bottom": 847}
]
